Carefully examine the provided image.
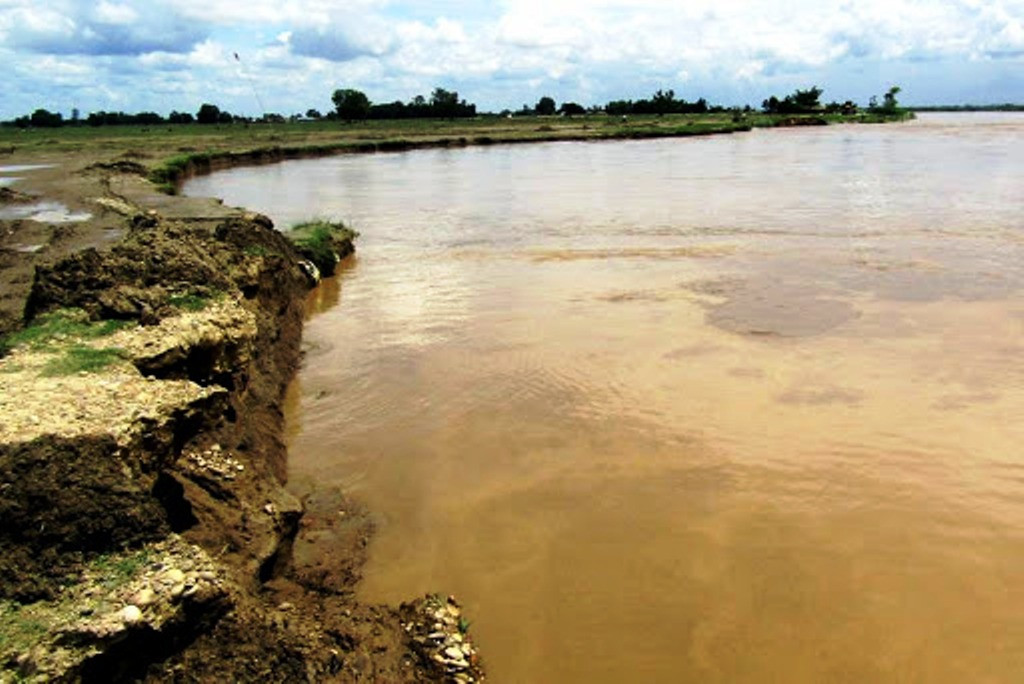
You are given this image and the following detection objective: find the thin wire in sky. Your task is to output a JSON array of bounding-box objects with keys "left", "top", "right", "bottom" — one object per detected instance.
[{"left": 234, "top": 52, "right": 267, "bottom": 118}]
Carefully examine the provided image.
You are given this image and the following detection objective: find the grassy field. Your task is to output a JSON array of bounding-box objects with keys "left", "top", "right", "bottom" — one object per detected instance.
[
  {"left": 0, "top": 111, "right": 912, "bottom": 194},
  {"left": 0, "top": 113, "right": 747, "bottom": 156}
]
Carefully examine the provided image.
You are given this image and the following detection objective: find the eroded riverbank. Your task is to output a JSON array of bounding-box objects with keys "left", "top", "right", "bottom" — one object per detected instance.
[
  {"left": 0, "top": 154, "right": 482, "bottom": 681},
  {"left": 193, "top": 113, "right": 1024, "bottom": 682}
]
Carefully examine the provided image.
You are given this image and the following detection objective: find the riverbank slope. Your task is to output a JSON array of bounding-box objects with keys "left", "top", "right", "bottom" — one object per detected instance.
[{"left": 0, "top": 161, "right": 481, "bottom": 682}]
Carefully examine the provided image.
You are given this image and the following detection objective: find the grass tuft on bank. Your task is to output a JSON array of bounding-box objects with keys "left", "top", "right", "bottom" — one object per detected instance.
[
  {"left": 148, "top": 152, "right": 213, "bottom": 194},
  {"left": 168, "top": 291, "right": 218, "bottom": 313},
  {"left": 286, "top": 219, "right": 358, "bottom": 277}
]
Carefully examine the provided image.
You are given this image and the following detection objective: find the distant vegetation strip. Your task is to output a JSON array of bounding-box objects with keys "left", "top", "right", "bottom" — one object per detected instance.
[
  {"left": 143, "top": 111, "right": 914, "bottom": 195},
  {"left": 0, "top": 83, "right": 913, "bottom": 196},
  {"left": 3, "top": 85, "right": 912, "bottom": 129},
  {"left": 910, "top": 104, "right": 1024, "bottom": 112}
]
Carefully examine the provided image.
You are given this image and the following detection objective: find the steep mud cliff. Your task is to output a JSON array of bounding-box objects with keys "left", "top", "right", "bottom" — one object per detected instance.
[{"left": 0, "top": 180, "right": 482, "bottom": 682}]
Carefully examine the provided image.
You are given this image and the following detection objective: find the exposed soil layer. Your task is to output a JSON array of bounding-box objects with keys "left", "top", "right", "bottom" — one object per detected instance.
[{"left": 0, "top": 157, "right": 483, "bottom": 681}]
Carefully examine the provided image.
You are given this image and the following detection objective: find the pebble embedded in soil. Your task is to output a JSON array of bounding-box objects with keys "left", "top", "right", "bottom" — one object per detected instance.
[
  {"left": 185, "top": 445, "right": 245, "bottom": 481},
  {"left": 4, "top": 536, "right": 230, "bottom": 680},
  {"left": 121, "top": 605, "right": 142, "bottom": 625}
]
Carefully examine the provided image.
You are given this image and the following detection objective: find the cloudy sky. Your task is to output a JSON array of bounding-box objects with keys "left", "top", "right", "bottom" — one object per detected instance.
[{"left": 2, "top": 0, "right": 1023, "bottom": 119}]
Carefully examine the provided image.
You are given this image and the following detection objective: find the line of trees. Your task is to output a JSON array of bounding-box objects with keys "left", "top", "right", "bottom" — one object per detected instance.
[
  {"left": 331, "top": 87, "right": 477, "bottom": 121},
  {"left": 606, "top": 89, "right": 710, "bottom": 116},
  {"left": 504, "top": 91, "right": 719, "bottom": 118},
  {"left": 3, "top": 85, "right": 910, "bottom": 128},
  {"left": 5, "top": 105, "right": 233, "bottom": 128},
  {"left": 760, "top": 85, "right": 905, "bottom": 116},
  {"left": 912, "top": 103, "right": 1024, "bottom": 112},
  {"left": 506, "top": 97, "right": 591, "bottom": 117},
  {"left": 86, "top": 110, "right": 197, "bottom": 126}
]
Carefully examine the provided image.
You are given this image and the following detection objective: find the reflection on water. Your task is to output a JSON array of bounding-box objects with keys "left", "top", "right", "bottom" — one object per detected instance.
[{"left": 187, "top": 114, "right": 1024, "bottom": 682}]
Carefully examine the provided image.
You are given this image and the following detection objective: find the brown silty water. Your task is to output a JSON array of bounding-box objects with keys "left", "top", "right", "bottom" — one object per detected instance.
[{"left": 186, "top": 113, "right": 1024, "bottom": 682}]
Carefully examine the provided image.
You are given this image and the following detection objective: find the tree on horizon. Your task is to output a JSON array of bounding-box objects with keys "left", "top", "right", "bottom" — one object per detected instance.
[{"left": 332, "top": 89, "right": 371, "bottom": 121}]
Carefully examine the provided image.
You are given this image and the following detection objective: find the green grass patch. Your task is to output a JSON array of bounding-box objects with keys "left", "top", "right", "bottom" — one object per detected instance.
[
  {"left": 90, "top": 548, "right": 151, "bottom": 589},
  {"left": 856, "top": 110, "right": 917, "bottom": 124},
  {"left": 0, "top": 601, "right": 49, "bottom": 654},
  {"left": 0, "top": 309, "right": 133, "bottom": 355},
  {"left": 167, "top": 292, "right": 213, "bottom": 312},
  {"left": 41, "top": 345, "right": 126, "bottom": 377},
  {"left": 148, "top": 151, "right": 213, "bottom": 192}
]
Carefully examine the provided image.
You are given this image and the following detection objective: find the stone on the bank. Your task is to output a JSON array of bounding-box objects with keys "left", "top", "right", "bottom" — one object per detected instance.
[{"left": 121, "top": 605, "right": 142, "bottom": 625}]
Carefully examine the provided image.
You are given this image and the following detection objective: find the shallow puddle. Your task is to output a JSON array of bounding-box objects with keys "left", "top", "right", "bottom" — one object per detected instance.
[
  {"left": 0, "top": 165, "right": 55, "bottom": 173},
  {"left": 0, "top": 201, "right": 91, "bottom": 223},
  {"left": 0, "top": 165, "right": 56, "bottom": 190}
]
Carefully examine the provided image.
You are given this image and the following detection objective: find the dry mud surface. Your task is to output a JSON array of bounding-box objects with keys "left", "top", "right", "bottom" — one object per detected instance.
[{"left": 0, "top": 151, "right": 482, "bottom": 681}]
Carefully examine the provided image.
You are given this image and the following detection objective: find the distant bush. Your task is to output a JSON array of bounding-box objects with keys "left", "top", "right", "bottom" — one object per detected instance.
[
  {"left": 29, "top": 109, "right": 63, "bottom": 128},
  {"left": 196, "top": 103, "right": 234, "bottom": 125},
  {"left": 762, "top": 86, "right": 824, "bottom": 114}
]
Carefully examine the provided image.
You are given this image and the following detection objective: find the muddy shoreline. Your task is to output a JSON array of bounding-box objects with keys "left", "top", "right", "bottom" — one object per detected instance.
[{"left": 0, "top": 151, "right": 483, "bottom": 681}]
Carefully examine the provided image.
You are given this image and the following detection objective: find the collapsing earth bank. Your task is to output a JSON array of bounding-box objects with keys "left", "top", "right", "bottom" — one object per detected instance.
[{"left": 0, "top": 166, "right": 483, "bottom": 681}]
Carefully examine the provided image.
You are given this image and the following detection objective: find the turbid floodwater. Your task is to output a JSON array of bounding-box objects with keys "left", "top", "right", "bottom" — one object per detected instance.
[{"left": 185, "top": 113, "right": 1024, "bottom": 682}]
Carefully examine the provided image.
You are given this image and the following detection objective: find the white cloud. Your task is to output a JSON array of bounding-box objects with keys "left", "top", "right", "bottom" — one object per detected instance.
[
  {"left": 2, "top": 0, "right": 1024, "bottom": 118},
  {"left": 2, "top": 0, "right": 204, "bottom": 55},
  {"left": 94, "top": 1, "right": 138, "bottom": 25},
  {"left": 168, "top": 0, "right": 388, "bottom": 26}
]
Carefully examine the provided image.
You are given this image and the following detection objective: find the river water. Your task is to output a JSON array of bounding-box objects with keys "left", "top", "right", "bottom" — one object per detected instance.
[{"left": 185, "top": 113, "right": 1024, "bottom": 682}]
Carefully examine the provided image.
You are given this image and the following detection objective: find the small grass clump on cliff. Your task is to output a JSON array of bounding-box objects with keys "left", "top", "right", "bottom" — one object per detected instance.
[
  {"left": 41, "top": 345, "right": 126, "bottom": 377},
  {"left": 168, "top": 292, "right": 214, "bottom": 313},
  {"left": 0, "top": 309, "right": 133, "bottom": 356},
  {"left": 287, "top": 219, "right": 358, "bottom": 277},
  {"left": 91, "top": 548, "right": 151, "bottom": 589}
]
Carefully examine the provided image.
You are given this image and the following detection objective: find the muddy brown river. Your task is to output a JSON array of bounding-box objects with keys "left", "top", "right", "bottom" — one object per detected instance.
[{"left": 185, "top": 113, "right": 1024, "bottom": 682}]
